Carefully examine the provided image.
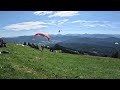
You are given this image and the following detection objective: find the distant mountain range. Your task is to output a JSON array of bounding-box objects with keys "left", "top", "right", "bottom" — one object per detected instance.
[
  {"left": 2, "top": 34, "right": 120, "bottom": 56},
  {"left": 59, "top": 34, "right": 120, "bottom": 38},
  {"left": 2, "top": 34, "right": 120, "bottom": 43}
]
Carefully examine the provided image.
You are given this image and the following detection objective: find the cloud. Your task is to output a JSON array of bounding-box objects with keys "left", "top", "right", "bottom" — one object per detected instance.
[
  {"left": 71, "top": 20, "right": 111, "bottom": 28},
  {"left": 71, "top": 20, "right": 99, "bottom": 23},
  {"left": 33, "top": 11, "right": 54, "bottom": 16},
  {"left": 48, "top": 11, "right": 79, "bottom": 18},
  {"left": 33, "top": 11, "right": 80, "bottom": 18},
  {"left": 58, "top": 19, "right": 69, "bottom": 26},
  {"left": 47, "top": 19, "right": 69, "bottom": 27},
  {"left": 82, "top": 24, "right": 106, "bottom": 28},
  {"left": 4, "top": 21, "right": 47, "bottom": 31},
  {"left": 3, "top": 19, "right": 69, "bottom": 31}
]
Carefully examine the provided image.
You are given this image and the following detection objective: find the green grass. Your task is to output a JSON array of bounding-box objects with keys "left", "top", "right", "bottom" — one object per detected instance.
[{"left": 0, "top": 43, "right": 120, "bottom": 79}]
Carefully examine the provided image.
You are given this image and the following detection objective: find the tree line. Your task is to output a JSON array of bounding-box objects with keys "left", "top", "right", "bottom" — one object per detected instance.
[{"left": 23, "top": 42, "right": 120, "bottom": 59}]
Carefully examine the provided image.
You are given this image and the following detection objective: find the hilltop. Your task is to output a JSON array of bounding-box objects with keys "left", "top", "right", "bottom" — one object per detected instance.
[{"left": 0, "top": 43, "right": 120, "bottom": 79}]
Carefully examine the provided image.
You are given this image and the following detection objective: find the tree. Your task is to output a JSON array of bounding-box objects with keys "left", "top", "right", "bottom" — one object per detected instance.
[
  {"left": 103, "top": 55, "right": 108, "bottom": 57},
  {"left": 31, "top": 43, "right": 35, "bottom": 48},
  {"left": 111, "top": 51, "right": 119, "bottom": 58},
  {"left": 28, "top": 42, "right": 31, "bottom": 47},
  {"left": 23, "top": 42, "right": 27, "bottom": 45}
]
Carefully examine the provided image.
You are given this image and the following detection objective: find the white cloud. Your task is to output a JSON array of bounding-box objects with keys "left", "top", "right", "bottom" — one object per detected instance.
[
  {"left": 33, "top": 11, "right": 80, "bottom": 18},
  {"left": 49, "top": 11, "right": 79, "bottom": 18},
  {"left": 71, "top": 20, "right": 81, "bottom": 23},
  {"left": 71, "top": 20, "right": 99, "bottom": 23},
  {"left": 47, "top": 19, "right": 69, "bottom": 27},
  {"left": 71, "top": 20, "right": 112, "bottom": 28},
  {"left": 58, "top": 19, "right": 69, "bottom": 25},
  {"left": 4, "top": 21, "right": 47, "bottom": 31},
  {"left": 3, "top": 19, "right": 69, "bottom": 31},
  {"left": 83, "top": 24, "right": 106, "bottom": 28},
  {"left": 33, "top": 11, "right": 54, "bottom": 16}
]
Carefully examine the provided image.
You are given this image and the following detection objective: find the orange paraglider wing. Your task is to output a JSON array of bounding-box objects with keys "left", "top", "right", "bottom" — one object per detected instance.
[{"left": 33, "top": 32, "right": 50, "bottom": 41}]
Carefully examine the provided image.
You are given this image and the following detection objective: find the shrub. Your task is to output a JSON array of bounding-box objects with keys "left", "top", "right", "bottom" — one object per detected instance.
[
  {"left": 111, "top": 51, "right": 119, "bottom": 58},
  {"left": 23, "top": 42, "right": 27, "bottom": 45}
]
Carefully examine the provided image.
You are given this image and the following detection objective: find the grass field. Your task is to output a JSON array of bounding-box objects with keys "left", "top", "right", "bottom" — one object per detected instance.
[{"left": 0, "top": 43, "right": 120, "bottom": 79}]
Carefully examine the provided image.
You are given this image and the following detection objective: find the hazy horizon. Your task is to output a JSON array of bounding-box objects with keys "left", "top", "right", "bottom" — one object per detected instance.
[{"left": 2, "top": 33, "right": 120, "bottom": 38}]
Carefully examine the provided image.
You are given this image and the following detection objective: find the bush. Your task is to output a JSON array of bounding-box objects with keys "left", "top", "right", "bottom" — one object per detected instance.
[
  {"left": 35, "top": 44, "right": 39, "bottom": 50},
  {"left": 103, "top": 55, "right": 108, "bottom": 57},
  {"left": 111, "top": 51, "right": 119, "bottom": 58},
  {"left": 23, "top": 42, "right": 27, "bottom": 45},
  {"left": 31, "top": 43, "right": 35, "bottom": 48},
  {"left": 28, "top": 42, "right": 31, "bottom": 46}
]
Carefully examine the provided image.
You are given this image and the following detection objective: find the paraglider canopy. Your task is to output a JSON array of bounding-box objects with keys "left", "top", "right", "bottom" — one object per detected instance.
[{"left": 33, "top": 32, "right": 50, "bottom": 41}]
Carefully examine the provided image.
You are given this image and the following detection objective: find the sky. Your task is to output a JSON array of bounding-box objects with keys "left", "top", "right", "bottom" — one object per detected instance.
[{"left": 0, "top": 11, "right": 120, "bottom": 37}]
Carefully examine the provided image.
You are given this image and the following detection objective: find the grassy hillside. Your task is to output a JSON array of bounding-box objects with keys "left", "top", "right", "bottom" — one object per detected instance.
[{"left": 0, "top": 43, "right": 120, "bottom": 79}]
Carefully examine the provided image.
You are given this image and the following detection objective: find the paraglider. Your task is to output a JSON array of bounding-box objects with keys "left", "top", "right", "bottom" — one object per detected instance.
[
  {"left": 33, "top": 32, "right": 50, "bottom": 41},
  {"left": 58, "top": 30, "right": 62, "bottom": 32}
]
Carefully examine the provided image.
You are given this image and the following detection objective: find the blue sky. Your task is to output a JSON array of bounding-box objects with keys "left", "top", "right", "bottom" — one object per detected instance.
[{"left": 0, "top": 11, "right": 120, "bottom": 37}]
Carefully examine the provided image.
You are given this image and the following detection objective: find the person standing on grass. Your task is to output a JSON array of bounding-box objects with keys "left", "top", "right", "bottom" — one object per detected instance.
[{"left": 41, "top": 46, "right": 44, "bottom": 51}]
